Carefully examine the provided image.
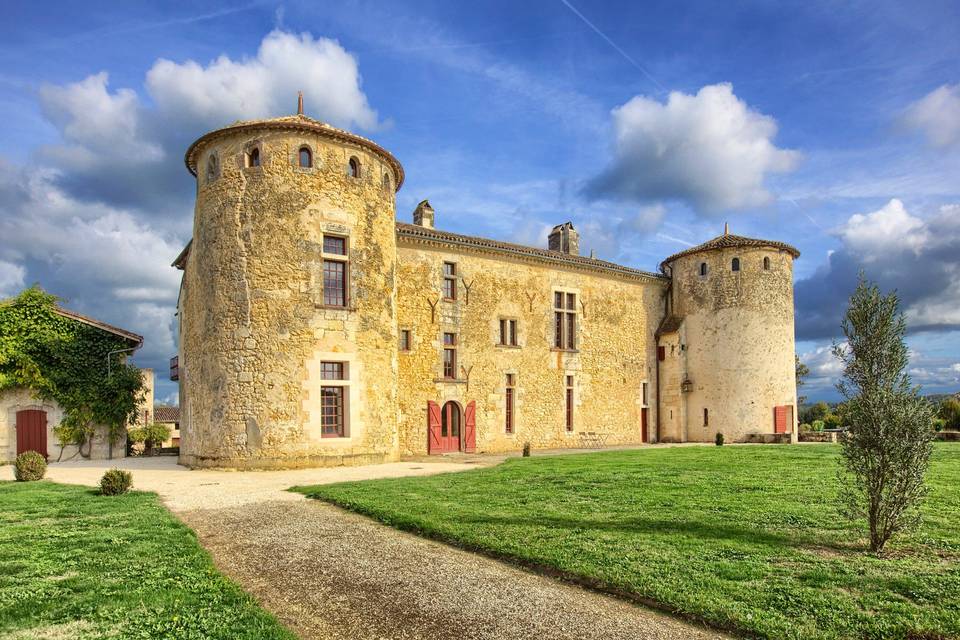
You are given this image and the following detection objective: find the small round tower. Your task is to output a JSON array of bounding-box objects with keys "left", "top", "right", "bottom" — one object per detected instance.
[
  {"left": 177, "top": 96, "right": 404, "bottom": 468},
  {"left": 658, "top": 225, "right": 800, "bottom": 443}
]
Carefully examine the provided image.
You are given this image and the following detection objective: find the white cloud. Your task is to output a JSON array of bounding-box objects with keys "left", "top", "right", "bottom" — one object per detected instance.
[
  {"left": 146, "top": 30, "right": 380, "bottom": 132},
  {"left": 839, "top": 198, "right": 930, "bottom": 260},
  {"left": 587, "top": 83, "right": 800, "bottom": 212},
  {"left": 902, "top": 83, "right": 960, "bottom": 148},
  {"left": 0, "top": 260, "right": 26, "bottom": 298}
]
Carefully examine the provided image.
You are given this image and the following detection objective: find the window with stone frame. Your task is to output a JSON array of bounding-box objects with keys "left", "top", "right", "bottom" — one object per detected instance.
[
  {"left": 505, "top": 373, "right": 516, "bottom": 434},
  {"left": 320, "top": 361, "right": 348, "bottom": 437},
  {"left": 498, "top": 318, "right": 518, "bottom": 346},
  {"left": 442, "top": 262, "right": 457, "bottom": 300},
  {"left": 322, "top": 235, "right": 348, "bottom": 307},
  {"left": 299, "top": 146, "right": 313, "bottom": 168},
  {"left": 554, "top": 291, "right": 577, "bottom": 350},
  {"left": 442, "top": 332, "right": 457, "bottom": 379},
  {"left": 565, "top": 375, "right": 574, "bottom": 431},
  {"left": 399, "top": 329, "right": 412, "bottom": 352}
]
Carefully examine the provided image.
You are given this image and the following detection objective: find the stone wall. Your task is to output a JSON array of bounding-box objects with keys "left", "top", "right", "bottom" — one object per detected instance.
[
  {"left": 178, "top": 124, "right": 400, "bottom": 469},
  {"left": 395, "top": 241, "right": 666, "bottom": 456},
  {"left": 667, "top": 246, "right": 797, "bottom": 442}
]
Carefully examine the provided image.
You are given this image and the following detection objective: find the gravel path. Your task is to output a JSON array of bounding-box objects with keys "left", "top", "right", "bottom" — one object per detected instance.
[
  {"left": 5, "top": 454, "right": 730, "bottom": 639},
  {"left": 180, "top": 499, "right": 729, "bottom": 640}
]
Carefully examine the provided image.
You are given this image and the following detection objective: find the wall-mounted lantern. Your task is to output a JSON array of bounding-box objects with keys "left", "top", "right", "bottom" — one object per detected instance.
[{"left": 681, "top": 378, "right": 693, "bottom": 393}]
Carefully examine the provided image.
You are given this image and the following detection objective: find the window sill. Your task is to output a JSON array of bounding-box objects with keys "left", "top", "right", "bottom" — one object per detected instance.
[
  {"left": 314, "top": 304, "right": 356, "bottom": 312},
  {"left": 441, "top": 297, "right": 457, "bottom": 303},
  {"left": 496, "top": 344, "right": 521, "bottom": 349},
  {"left": 550, "top": 348, "right": 580, "bottom": 353},
  {"left": 433, "top": 378, "right": 467, "bottom": 384}
]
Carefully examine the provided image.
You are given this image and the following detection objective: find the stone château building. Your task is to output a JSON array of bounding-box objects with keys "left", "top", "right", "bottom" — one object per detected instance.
[{"left": 172, "top": 99, "right": 800, "bottom": 469}]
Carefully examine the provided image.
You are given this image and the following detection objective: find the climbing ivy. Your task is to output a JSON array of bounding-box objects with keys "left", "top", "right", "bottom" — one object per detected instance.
[{"left": 0, "top": 286, "right": 146, "bottom": 456}]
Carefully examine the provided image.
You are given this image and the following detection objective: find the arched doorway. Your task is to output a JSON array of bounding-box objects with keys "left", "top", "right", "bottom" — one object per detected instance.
[{"left": 427, "top": 400, "right": 462, "bottom": 454}]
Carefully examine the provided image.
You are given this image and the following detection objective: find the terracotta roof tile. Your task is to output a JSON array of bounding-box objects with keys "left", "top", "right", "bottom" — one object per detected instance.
[
  {"left": 660, "top": 233, "right": 800, "bottom": 270},
  {"left": 154, "top": 405, "right": 180, "bottom": 423},
  {"left": 396, "top": 223, "right": 666, "bottom": 281}
]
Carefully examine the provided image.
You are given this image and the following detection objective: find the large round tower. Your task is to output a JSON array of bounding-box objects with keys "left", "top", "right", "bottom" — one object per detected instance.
[
  {"left": 657, "top": 226, "right": 800, "bottom": 443},
  {"left": 176, "top": 99, "right": 403, "bottom": 468}
]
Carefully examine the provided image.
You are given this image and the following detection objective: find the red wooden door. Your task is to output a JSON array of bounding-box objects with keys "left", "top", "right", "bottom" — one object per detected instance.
[
  {"left": 464, "top": 401, "right": 477, "bottom": 453},
  {"left": 427, "top": 401, "right": 442, "bottom": 454},
  {"left": 641, "top": 408, "right": 649, "bottom": 442},
  {"left": 774, "top": 405, "right": 788, "bottom": 434},
  {"left": 441, "top": 402, "right": 461, "bottom": 452},
  {"left": 16, "top": 409, "right": 48, "bottom": 458}
]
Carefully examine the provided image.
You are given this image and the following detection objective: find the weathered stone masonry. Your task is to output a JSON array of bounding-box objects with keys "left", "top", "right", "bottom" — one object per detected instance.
[{"left": 174, "top": 111, "right": 800, "bottom": 469}]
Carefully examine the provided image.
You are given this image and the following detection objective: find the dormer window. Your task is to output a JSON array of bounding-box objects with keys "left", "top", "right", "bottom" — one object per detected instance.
[
  {"left": 732, "top": 257, "right": 741, "bottom": 272},
  {"left": 246, "top": 147, "right": 260, "bottom": 168},
  {"left": 699, "top": 262, "right": 708, "bottom": 276},
  {"left": 298, "top": 146, "right": 313, "bottom": 168},
  {"left": 763, "top": 256, "right": 770, "bottom": 270},
  {"left": 348, "top": 157, "right": 361, "bottom": 178}
]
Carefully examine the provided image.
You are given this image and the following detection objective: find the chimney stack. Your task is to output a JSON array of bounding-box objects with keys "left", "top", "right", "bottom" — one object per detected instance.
[
  {"left": 548, "top": 222, "right": 579, "bottom": 255},
  {"left": 297, "top": 91, "right": 304, "bottom": 115},
  {"left": 413, "top": 200, "right": 435, "bottom": 229}
]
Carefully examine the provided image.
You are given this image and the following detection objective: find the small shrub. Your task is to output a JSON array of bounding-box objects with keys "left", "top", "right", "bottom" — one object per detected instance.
[
  {"left": 522, "top": 442, "right": 531, "bottom": 457},
  {"left": 128, "top": 422, "right": 171, "bottom": 456},
  {"left": 799, "top": 422, "right": 812, "bottom": 433},
  {"left": 812, "top": 419, "right": 825, "bottom": 432},
  {"left": 100, "top": 468, "right": 133, "bottom": 495},
  {"left": 932, "top": 417, "right": 946, "bottom": 433},
  {"left": 14, "top": 451, "right": 47, "bottom": 481},
  {"left": 715, "top": 432, "right": 724, "bottom": 446}
]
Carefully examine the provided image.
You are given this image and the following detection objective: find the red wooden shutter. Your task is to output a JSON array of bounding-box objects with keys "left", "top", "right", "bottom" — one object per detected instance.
[
  {"left": 427, "top": 401, "right": 442, "bottom": 454},
  {"left": 464, "top": 401, "right": 477, "bottom": 453},
  {"left": 657, "top": 346, "right": 666, "bottom": 361},
  {"left": 774, "top": 405, "right": 787, "bottom": 434}
]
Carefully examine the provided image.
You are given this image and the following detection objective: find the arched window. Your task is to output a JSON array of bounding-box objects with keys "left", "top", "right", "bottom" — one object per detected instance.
[
  {"left": 763, "top": 256, "right": 770, "bottom": 270},
  {"left": 699, "top": 262, "right": 707, "bottom": 276},
  {"left": 205, "top": 154, "right": 218, "bottom": 182},
  {"left": 348, "top": 157, "right": 360, "bottom": 178},
  {"left": 298, "top": 146, "right": 312, "bottom": 168},
  {"left": 247, "top": 147, "right": 260, "bottom": 168},
  {"left": 732, "top": 257, "right": 741, "bottom": 272},
  {"left": 382, "top": 172, "right": 391, "bottom": 191}
]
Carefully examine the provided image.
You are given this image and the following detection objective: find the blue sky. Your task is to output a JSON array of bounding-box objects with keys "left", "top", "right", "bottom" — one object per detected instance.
[{"left": 1, "top": 0, "right": 959, "bottom": 404}]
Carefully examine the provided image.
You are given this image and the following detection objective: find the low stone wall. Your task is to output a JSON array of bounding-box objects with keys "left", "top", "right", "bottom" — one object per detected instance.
[
  {"left": 799, "top": 431, "right": 837, "bottom": 443},
  {"left": 936, "top": 431, "right": 960, "bottom": 442},
  {"left": 745, "top": 433, "right": 793, "bottom": 444}
]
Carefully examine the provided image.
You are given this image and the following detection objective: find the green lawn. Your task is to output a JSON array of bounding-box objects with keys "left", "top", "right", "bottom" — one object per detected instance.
[
  {"left": 0, "top": 481, "right": 294, "bottom": 640},
  {"left": 295, "top": 444, "right": 960, "bottom": 640}
]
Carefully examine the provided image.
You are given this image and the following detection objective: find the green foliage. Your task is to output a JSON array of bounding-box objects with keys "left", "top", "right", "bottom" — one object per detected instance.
[
  {"left": 714, "top": 432, "right": 724, "bottom": 446},
  {"left": 933, "top": 417, "right": 946, "bottom": 432},
  {"left": 834, "top": 275, "right": 936, "bottom": 553},
  {"left": 812, "top": 419, "right": 825, "bottom": 432},
  {"left": 799, "top": 422, "right": 812, "bottom": 432},
  {"left": 99, "top": 468, "right": 133, "bottom": 495},
  {"left": 939, "top": 398, "right": 960, "bottom": 430},
  {"left": 128, "top": 422, "right": 172, "bottom": 446},
  {"left": 13, "top": 451, "right": 46, "bottom": 481},
  {"left": 0, "top": 481, "right": 295, "bottom": 639},
  {"left": 0, "top": 287, "right": 145, "bottom": 454},
  {"left": 294, "top": 445, "right": 960, "bottom": 640},
  {"left": 522, "top": 442, "right": 531, "bottom": 457},
  {"left": 795, "top": 355, "right": 810, "bottom": 405},
  {"left": 801, "top": 401, "right": 831, "bottom": 425},
  {"left": 824, "top": 412, "right": 843, "bottom": 429}
]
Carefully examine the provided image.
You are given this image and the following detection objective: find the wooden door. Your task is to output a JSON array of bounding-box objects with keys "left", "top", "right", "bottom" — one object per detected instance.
[
  {"left": 427, "top": 401, "right": 442, "bottom": 454},
  {"left": 441, "top": 401, "right": 461, "bottom": 452},
  {"left": 464, "top": 401, "right": 476, "bottom": 453},
  {"left": 641, "top": 408, "right": 649, "bottom": 443},
  {"left": 16, "top": 409, "right": 48, "bottom": 458},
  {"left": 774, "top": 405, "right": 788, "bottom": 434}
]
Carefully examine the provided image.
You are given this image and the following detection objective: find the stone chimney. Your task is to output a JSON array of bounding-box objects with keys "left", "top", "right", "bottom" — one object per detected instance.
[
  {"left": 548, "top": 222, "right": 579, "bottom": 255},
  {"left": 413, "top": 200, "right": 435, "bottom": 228}
]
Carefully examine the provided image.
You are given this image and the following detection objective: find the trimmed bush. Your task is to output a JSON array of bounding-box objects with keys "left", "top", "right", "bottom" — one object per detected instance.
[
  {"left": 14, "top": 451, "right": 47, "bottom": 481},
  {"left": 100, "top": 468, "right": 133, "bottom": 496},
  {"left": 715, "top": 432, "right": 724, "bottom": 446},
  {"left": 812, "top": 419, "right": 825, "bottom": 432},
  {"left": 522, "top": 442, "right": 531, "bottom": 457},
  {"left": 799, "top": 423, "right": 812, "bottom": 433}
]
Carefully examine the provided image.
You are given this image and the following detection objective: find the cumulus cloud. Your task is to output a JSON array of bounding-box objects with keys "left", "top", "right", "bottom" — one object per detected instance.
[
  {"left": 902, "top": 83, "right": 960, "bottom": 148},
  {"left": 795, "top": 199, "right": 960, "bottom": 340},
  {"left": 33, "top": 30, "right": 379, "bottom": 213},
  {"left": 586, "top": 83, "right": 800, "bottom": 212},
  {"left": 0, "top": 260, "right": 26, "bottom": 298}
]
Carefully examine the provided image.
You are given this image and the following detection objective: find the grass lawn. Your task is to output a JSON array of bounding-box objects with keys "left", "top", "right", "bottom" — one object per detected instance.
[
  {"left": 295, "top": 444, "right": 960, "bottom": 640},
  {"left": 0, "top": 481, "right": 294, "bottom": 640}
]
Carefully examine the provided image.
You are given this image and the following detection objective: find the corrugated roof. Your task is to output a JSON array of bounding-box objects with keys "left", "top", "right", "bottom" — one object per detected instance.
[
  {"left": 660, "top": 233, "right": 800, "bottom": 270},
  {"left": 397, "top": 223, "right": 665, "bottom": 282}
]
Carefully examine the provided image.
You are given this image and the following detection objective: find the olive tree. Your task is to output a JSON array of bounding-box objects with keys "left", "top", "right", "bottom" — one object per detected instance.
[{"left": 833, "top": 276, "right": 935, "bottom": 553}]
